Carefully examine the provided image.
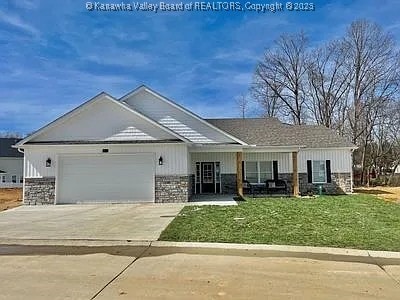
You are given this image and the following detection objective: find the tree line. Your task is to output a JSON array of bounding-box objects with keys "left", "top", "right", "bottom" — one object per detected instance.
[{"left": 243, "top": 19, "right": 400, "bottom": 186}]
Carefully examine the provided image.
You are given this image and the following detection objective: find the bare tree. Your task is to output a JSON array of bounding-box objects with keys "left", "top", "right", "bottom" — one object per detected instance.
[
  {"left": 340, "top": 20, "right": 400, "bottom": 184},
  {"left": 253, "top": 32, "right": 309, "bottom": 124},
  {"left": 306, "top": 40, "right": 352, "bottom": 130},
  {"left": 344, "top": 20, "right": 400, "bottom": 144},
  {"left": 0, "top": 132, "right": 23, "bottom": 138},
  {"left": 235, "top": 93, "right": 251, "bottom": 118},
  {"left": 251, "top": 70, "right": 281, "bottom": 118}
]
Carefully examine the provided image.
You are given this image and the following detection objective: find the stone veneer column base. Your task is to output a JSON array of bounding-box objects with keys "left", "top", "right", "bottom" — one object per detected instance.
[
  {"left": 299, "top": 172, "right": 352, "bottom": 195},
  {"left": 24, "top": 177, "right": 55, "bottom": 205},
  {"left": 155, "top": 175, "right": 190, "bottom": 203},
  {"left": 221, "top": 174, "right": 237, "bottom": 194},
  {"left": 277, "top": 173, "right": 293, "bottom": 195}
]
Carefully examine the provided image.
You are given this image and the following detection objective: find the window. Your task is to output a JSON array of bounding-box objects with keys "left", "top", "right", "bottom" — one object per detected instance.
[
  {"left": 202, "top": 163, "right": 213, "bottom": 183},
  {"left": 245, "top": 162, "right": 258, "bottom": 183},
  {"left": 312, "top": 160, "right": 326, "bottom": 183},
  {"left": 0, "top": 175, "right": 5, "bottom": 183},
  {"left": 259, "top": 161, "right": 273, "bottom": 182},
  {"left": 19, "top": 176, "right": 23, "bottom": 183},
  {"left": 11, "top": 175, "right": 17, "bottom": 183},
  {"left": 245, "top": 161, "right": 273, "bottom": 183}
]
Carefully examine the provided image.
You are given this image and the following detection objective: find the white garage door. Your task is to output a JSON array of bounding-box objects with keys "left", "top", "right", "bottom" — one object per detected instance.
[{"left": 57, "top": 154, "right": 155, "bottom": 204}]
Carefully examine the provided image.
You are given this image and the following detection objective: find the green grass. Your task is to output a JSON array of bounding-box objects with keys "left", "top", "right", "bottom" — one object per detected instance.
[{"left": 159, "top": 194, "right": 400, "bottom": 251}]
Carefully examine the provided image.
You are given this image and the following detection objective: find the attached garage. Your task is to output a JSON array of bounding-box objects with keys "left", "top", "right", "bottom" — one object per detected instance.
[{"left": 56, "top": 154, "right": 155, "bottom": 204}]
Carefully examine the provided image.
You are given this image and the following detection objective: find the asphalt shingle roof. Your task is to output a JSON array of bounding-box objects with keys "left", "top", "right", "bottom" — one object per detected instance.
[
  {"left": 206, "top": 118, "right": 355, "bottom": 148},
  {"left": 0, "top": 138, "right": 23, "bottom": 157}
]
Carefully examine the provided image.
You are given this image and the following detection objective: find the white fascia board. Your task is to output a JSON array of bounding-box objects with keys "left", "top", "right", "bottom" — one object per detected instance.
[
  {"left": 18, "top": 142, "right": 187, "bottom": 149},
  {"left": 189, "top": 144, "right": 244, "bottom": 153},
  {"left": 243, "top": 145, "right": 305, "bottom": 153},
  {"left": 119, "top": 85, "right": 248, "bottom": 146},
  {"left": 14, "top": 92, "right": 111, "bottom": 148},
  {"left": 299, "top": 146, "right": 358, "bottom": 151},
  {"left": 189, "top": 144, "right": 306, "bottom": 153}
]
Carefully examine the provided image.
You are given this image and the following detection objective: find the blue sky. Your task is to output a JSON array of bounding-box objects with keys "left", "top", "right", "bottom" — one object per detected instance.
[{"left": 1, "top": 0, "right": 399, "bottom": 135}]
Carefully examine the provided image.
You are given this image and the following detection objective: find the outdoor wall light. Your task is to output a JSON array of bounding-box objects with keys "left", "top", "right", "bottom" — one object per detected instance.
[
  {"left": 46, "top": 158, "right": 52, "bottom": 168},
  {"left": 158, "top": 156, "right": 163, "bottom": 165}
]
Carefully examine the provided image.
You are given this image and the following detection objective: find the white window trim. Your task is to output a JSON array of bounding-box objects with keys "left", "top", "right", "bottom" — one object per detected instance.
[
  {"left": 312, "top": 160, "right": 327, "bottom": 184},
  {"left": 0, "top": 174, "right": 6, "bottom": 183},
  {"left": 11, "top": 175, "right": 17, "bottom": 183},
  {"left": 244, "top": 161, "right": 274, "bottom": 184}
]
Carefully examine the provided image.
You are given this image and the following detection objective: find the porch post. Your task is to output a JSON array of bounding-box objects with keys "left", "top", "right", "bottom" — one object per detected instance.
[
  {"left": 236, "top": 152, "right": 243, "bottom": 197},
  {"left": 292, "top": 151, "right": 299, "bottom": 196}
]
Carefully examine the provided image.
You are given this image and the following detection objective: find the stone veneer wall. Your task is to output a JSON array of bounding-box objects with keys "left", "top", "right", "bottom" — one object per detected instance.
[
  {"left": 155, "top": 175, "right": 190, "bottom": 203},
  {"left": 221, "top": 174, "right": 237, "bottom": 194},
  {"left": 299, "top": 172, "right": 352, "bottom": 195},
  {"left": 277, "top": 173, "right": 293, "bottom": 195},
  {"left": 24, "top": 177, "right": 55, "bottom": 205}
]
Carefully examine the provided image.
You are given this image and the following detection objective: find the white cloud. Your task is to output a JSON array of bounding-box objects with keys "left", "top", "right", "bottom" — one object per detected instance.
[{"left": 0, "top": 10, "right": 39, "bottom": 37}]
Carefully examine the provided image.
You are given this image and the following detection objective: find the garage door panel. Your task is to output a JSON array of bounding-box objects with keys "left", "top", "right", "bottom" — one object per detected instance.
[{"left": 57, "top": 154, "right": 155, "bottom": 204}]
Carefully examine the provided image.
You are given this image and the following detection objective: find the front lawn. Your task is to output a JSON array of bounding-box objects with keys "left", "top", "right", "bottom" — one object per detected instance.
[{"left": 159, "top": 195, "right": 400, "bottom": 251}]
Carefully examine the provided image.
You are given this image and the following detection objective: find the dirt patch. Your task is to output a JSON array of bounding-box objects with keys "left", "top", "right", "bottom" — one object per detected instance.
[
  {"left": 354, "top": 186, "right": 400, "bottom": 203},
  {"left": 0, "top": 188, "right": 22, "bottom": 211}
]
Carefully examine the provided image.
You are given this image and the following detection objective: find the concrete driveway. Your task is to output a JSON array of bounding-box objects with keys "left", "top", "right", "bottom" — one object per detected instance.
[{"left": 0, "top": 204, "right": 184, "bottom": 241}]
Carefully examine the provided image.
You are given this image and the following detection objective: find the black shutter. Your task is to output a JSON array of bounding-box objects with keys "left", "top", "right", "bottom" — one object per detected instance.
[
  {"left": 326, "top": 160, "right": 332, "bottom": 183},
  {"left": 273, "top": 161, "right": 278, "bottom": 180},
  {"left": 307, "top": 160, "right": 312, "bottom": 183},
  {"left": 242, "top": 161, "right": 245, "bottom": 181}
]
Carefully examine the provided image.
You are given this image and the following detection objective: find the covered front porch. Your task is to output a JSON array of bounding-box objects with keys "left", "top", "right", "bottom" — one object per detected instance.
[{"left": 188, "top": 145, "right": 300, "bottom": 199}]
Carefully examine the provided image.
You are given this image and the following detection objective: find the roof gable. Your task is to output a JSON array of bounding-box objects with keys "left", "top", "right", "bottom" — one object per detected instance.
[
  {"left": 17, "top": 93, "right": 186, "bottom": 146},
  {"left": 120, "top": 86, "right": 246, "bottom": 145},
  {"left": 0, "top": 138, "right": 23, "bottom": 157}
]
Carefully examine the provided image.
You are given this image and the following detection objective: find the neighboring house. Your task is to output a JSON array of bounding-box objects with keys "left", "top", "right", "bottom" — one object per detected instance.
[
  {"left": 0, "top": 138, "right": 23, "bottom": 188},
  {"left": 15, "top": 86, "right": 356, "bottom": 205},
  {"left": 395, "top": 165, "right": 400, "bottom": 174}
]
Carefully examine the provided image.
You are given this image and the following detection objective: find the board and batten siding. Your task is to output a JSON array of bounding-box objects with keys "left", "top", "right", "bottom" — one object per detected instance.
[
  {"left": 298, "top": 149, "right": 352, "bottom": 173},
  {"left": 243, "top": 152, "right": 291, "bottom": 173},
  {"left": 190, "top": 152, "right": 236, "bottom": 174},
  {"left": 190, "top": 149, "right": 352, "bottom": 175},
  {"left": 24, "top": 144, "right": 188, "bottom": 178},
  {"left": 190, "top": 152, "right": 292, "bottom": 174}
]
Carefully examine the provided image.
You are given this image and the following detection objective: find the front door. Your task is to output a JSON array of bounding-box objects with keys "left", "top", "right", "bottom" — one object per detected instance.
[{"left": 201, "top": 162, "right": 215, "bottom": 193}]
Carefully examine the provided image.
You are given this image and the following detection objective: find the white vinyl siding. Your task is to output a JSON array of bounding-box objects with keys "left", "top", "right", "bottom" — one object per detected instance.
[
  {"left": 298, "top": 149, "right": 352, "bottom": 173},
  {"left": 123, "top": 89, "right": 237, "bottom": 144},
  {"left": 0, "top": 157, "right": 23, "bottom": 184},
  {"left": 190, "top": 152, "right": 236, "bottom": 174},
  {"left": 312, "top": 160, "right": 326, "bottom": 183},
  {"left": 24, "top": 144, "right": 188, "bottom": 178},
  {"left": 244, "top": 152, "right": 290, "bottom": 173},
  {"left": 31, "top": 97, "right": 176, "bottom": 142}
]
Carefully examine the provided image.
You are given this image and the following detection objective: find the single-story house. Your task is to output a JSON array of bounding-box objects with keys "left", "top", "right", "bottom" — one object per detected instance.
[
  {"left": 0, "top": 138, "right": 23, "bottom": 188},
  {"left": 15, "top": 85, "right": 356, "bottom": 204}
]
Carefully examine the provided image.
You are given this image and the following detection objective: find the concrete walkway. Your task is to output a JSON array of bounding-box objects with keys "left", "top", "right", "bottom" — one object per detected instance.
[{"left": 0, "top": 204, "right": 184, "bottom": 242}]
